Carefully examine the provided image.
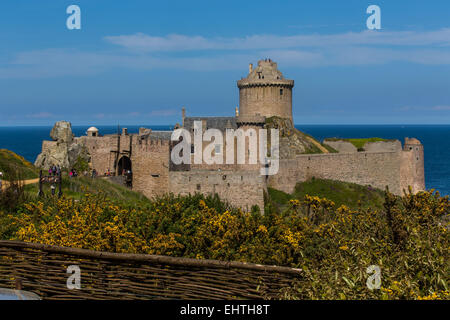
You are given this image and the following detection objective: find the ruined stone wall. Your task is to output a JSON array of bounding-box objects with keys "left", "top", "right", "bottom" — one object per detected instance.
[
  {"left": 78, "top": 136, "right": 117, "bottom": 175},
  {"left": 322, "top": 140, "right": 357, "bottom": 153},
  {"left": 323, "top": 140, "right": 402, "bottom": 153},
  {"left": 365, "top": 140, "right": 401, "bottom": 153},
  {"left": 268, "top": 151, "right": 408, "bottom": 195},
  {"left": 169, "top": 170, "right": 266, "bottom": 212},
  {"left": 239, "top": 85, "right": 292, "bottom": 121}
]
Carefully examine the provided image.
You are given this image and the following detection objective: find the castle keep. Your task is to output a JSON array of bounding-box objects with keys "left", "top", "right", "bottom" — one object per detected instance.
[
  {"left": 238, "top": 60, "right": 294, "bottom": 121},
  {"left": 35, "top": 59, "right": 425, "bottom": 211}
]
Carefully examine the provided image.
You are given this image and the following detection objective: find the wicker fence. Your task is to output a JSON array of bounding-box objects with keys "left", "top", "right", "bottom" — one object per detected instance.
[{"left": 0, "top": 241, "right": 302, "bottom": 300}]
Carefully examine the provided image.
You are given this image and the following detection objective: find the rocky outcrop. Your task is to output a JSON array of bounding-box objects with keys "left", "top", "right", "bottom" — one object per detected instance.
[
  {"left": 264, "top": 117, "right": 329, "bottom": 158},
  {"left": 34, "top": 121, "right": 90, "bottom": 169},
  {"left": 50, "top": 120, "right": 73, "bottom": 143}
]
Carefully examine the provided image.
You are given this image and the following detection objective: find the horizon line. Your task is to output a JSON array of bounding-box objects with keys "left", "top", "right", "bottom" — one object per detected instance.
[{"left": 1, "top": 123, "right": 450, "bottom": 128}]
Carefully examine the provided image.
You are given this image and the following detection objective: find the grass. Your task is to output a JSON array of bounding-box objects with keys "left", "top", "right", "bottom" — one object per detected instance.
[
  {"left": 324, "top": 137, "right": 394, "bottom": 150},
  {"left": 24, "top": 176, "right": 152, "bottom": 206},
  {"left": 0, "top": 149, "right": 39, "bottom": 180},
  {"left": 268, "top": 178, "right": 386, "bottom": 211},
  {"left": 321, "top": 143, "right": 338, "bottom": 153},
  {"left": 0, "top": 149, "right": 147, "bottom": 205}
]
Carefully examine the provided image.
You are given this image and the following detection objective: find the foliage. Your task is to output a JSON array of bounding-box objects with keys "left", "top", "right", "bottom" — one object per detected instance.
[
  {"left": 72, "top": 154, "right": 89, "bottom": 173},
  {"left": 0, "top": 161, "right": 30, "bottom": 212},
  {"left": 0, "top": 182, "right": 448, "bottom": 300}
]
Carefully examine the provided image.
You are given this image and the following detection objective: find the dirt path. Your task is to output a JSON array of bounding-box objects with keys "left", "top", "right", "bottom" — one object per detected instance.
[
  {"left": 306, "top": 136, "right": 329, "bottom": 153},
  {"left": 1, "top": 178, "right": 39, "bottom": 191}
]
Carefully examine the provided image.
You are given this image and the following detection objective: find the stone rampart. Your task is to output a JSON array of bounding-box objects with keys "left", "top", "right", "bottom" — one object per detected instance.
[
  {"left": 169, "top": 170, "right": 266, "bottom": 212},
  {"left": 267, "top": 150, "right": 424, "bottom": 195}
]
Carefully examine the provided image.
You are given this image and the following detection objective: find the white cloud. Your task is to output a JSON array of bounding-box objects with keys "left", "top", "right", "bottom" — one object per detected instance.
[
  {"left": 1, "top": 29, "right": 450, "bottom": 79},
  {"left": 432, "top": 105, "right": 450, "bottom": 111},
  {"left": 399, "top": 105, "right": 450, "bottom": 111},
  {"left": 25, "top": 112, "right": 55, "bottom": 119},
  {"left": 105, "top": 29, "right": 450, "bottom": 52},
  {"left": 149, "top": 109, "right": 178, "bottom": 117}
]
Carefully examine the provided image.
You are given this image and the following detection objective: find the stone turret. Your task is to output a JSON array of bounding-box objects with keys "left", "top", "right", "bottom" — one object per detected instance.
[
  {"left": 403, "top": 137, "right": 425, "bottom": 193},
  {"left": 237, "top": 59, "right": 294, "bottom": 122}
]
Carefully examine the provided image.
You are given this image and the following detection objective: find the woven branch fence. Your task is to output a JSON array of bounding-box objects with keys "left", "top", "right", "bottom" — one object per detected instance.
[{"left": 0, "top": 241, "right": 302, "bottom": 300}]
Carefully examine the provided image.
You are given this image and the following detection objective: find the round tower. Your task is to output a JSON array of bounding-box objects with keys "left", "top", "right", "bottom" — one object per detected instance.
[
  {"left": 237, "top": 59, "right": 294, "bottom": 122},
  {"left": 403, "top": 137, "right": 425, "bottom": 193}
]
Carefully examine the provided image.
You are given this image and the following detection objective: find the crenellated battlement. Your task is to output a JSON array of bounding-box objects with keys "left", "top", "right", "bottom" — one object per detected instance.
[{"left": 237, "top": 59, "right": 294, "bottom": 122}]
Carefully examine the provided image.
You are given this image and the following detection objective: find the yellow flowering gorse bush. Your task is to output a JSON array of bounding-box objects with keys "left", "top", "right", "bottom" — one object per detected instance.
[{"left": 0, "top": 186, "right": 448, "bottom": 300}]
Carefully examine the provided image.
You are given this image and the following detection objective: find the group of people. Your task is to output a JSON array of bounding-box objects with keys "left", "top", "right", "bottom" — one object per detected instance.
[
  {"left": 48, "top": 165, "right": 61, "bottom": 177},
  {"left": 47, "top": 165, "right": 99, "bottom": 179},
  {"left": 47, "top": 165, "right": 121, "bottom": 180},
  {"left": 69, "top": 168, "right": 78, "bottom": 178}
]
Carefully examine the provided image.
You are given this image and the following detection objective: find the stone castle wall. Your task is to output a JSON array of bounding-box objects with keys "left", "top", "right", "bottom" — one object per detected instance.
[
  {"left": 268, "top": 149, "right": 425, "bottom": 195},
  {"left": 169, "top": 170, "right": 266, "bottom": 211},
  {"left": 132, "top": 138, "right": 170, "bottom": 199}
]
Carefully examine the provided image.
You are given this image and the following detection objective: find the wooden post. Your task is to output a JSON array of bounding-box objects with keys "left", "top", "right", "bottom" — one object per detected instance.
[{"left": 38, "top": 170, "right": 44, "bottom": 197}]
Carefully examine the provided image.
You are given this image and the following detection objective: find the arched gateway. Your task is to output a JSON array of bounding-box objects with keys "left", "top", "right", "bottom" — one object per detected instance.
[{"left": 117, "top": 156, "right": 132, "bottom": 187}]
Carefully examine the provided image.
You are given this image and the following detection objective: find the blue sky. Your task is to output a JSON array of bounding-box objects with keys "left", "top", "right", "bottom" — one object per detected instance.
[{"left": 0, "top": 0, "right": 449, "bottom": 125}]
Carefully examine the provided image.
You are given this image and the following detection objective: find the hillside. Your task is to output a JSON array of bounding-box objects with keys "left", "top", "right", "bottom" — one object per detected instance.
[
  {"left": 24, "top": 176, "right": 151, "bottom": 206},
  {"left": 267, "top": 178, "right": 386, "bottom": 211},
  {"left": 0, "top": 149, "right": 39, "bottom": 180}
]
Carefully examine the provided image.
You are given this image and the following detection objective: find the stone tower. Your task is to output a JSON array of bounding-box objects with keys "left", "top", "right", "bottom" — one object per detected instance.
[
  {"left": 403, "top": 137, "right": 425, "bottom": 193},
  {"left": 237, "top": 59, "right": 294, "bottom": 122}
]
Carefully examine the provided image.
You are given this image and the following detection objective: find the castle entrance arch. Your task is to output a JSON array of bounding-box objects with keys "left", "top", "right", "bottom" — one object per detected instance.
[{"left": 118, "top": 156, "right": 132, "bottom": 187}]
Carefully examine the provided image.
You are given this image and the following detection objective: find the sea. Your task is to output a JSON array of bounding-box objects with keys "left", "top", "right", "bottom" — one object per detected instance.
[{"left": 0, "top": 125, "right": 448, "bottom": 196}]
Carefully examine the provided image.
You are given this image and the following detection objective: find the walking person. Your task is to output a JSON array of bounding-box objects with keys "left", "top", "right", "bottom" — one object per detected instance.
[
  {"left": 0, "top": 172, "right": 3, "bottom": 193},
  {"left": 50, "top": 183, "right": 56, "bottom": 196}
]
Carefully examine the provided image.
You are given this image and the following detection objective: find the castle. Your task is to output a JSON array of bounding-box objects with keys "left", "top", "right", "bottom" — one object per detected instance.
[{"left": 35, "top": 59, "right": 425, "bottom": 210}]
